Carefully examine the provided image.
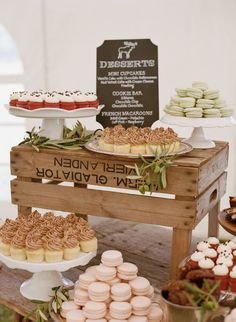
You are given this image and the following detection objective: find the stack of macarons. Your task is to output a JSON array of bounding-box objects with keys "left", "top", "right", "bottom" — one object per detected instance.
[
  {"left": 61, "top": 250, "right": 164, "bottom": 322},
  {"left": 164, "top": 81, "right": 233, "bottom": 118},
  {"left": 9, "top": 90, "right": 100, "bottom": 110}
]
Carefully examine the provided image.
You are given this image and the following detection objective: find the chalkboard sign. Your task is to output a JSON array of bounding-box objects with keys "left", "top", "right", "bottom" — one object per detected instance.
[{"left": 96, "top": 39, "right": 159, "bottom": 128}]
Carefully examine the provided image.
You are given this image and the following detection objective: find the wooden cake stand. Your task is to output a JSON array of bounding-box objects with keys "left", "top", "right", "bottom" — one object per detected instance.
[{"left": 218, "top": 211, "right": 236, "bottom": 235}]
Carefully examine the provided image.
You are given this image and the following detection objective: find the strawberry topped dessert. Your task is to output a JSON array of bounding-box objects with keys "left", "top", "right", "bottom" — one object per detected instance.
[{"left": 9, "top": 90, "right": 100, "bottom": 110}]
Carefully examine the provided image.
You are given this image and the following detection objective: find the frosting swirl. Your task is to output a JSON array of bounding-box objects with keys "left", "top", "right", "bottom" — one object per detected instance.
[
  {"left": 26, "top": 231, "right": 43, "bottom": 250},
  {"left": 78, "top": 226, "right": 95, "bottom": 241},
  {"left": 44, "top": 231, "right": 63, "bottom": 251},
  {"left": 63, "top": 228, "right": 78, "bottom": 248},
  {"left": 11, "top": 230, "right": 27, "bottom": 248}
]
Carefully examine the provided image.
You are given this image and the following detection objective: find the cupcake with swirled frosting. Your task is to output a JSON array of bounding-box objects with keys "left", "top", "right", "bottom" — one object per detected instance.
[
  {"left": 113, "top": 125, "right": 130, "bottom": 153},
  {"left": 26, "top": 230, "right": 44, "bottom": 262},
  {"left": 0, "top": 219, "right": 19, "bottom": 256},
  {"left": 44, "top": 231, "right": 64, "bottom": 263},
  {"left": 63, "top": 228, "right": 80, "bottom": 260},
  {"left": 10, "top": 230, "right": 27, "bottom": 261},
  {"left": 78, "top": 226, "right": 97, "bottom": 253},
  {"left": 129, "top": 130, "right": 146, "bottom": 154},
  {"left": 100, "top": 128, "right": 115, "bottom": 152}
]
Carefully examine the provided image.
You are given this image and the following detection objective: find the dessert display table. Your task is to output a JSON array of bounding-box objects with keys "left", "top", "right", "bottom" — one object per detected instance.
[{"left": 10, "top": 141, "right": 229, "bottom": 279}]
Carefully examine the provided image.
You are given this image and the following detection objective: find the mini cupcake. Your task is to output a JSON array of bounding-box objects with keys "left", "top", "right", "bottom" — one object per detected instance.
[
  {"left": 207, "top": 237, "right": 220, "bottom": 250},
  {"left": 9, "top": 92, "right": 20, "bottom": 106},
  {"left": 188, "top": 251, "right": 205, "bottom": 269},
  {"left": 44, "top": 232, "right": 63, "bottom": 262},
  {"left": 0, "top": 220, "right": 19, "bottom": 256},
  {"left": 26, "top": 231, "right": 44, "bottom": 262},
  {"left": 78, "top": 227, "right": 97, "bottom": 253},
  {"left": 113, "top": 133, "right": 131, "bottom": 154},
  {"left": 232, "top": 250, "right": 236, "bottom": 264},
  {"left": 217, "top": 243, "right": 232, "bottom": 254},
  {"left": 203, "top": 248, "right": 218, "bottom": 262},
  {"left": 10, "top": 231, "right": 27, "bottom": 261},
  {"left": 129, "top": 131, "right": 146, "bottom": 154},
  {"left": 59, "top": 92, "right": 76, "bottom": 110},
  {"left": 85, "top": 92, "right": 99, "bottom": 108},
  {"left": 74, "top": 92, "right": 88, "bottom": 108},
  {"left": 63, "top": 228, "right": 80, "bottom": 260},
  {"left": 229, "top": 270, "right": 236, "bottom": 292},
  {"left": 196, "top": 241, "right": 210, "bottom": 252},
  {"left": 102, "top": 130, "right": 115, "bottom": 152},
  {"left": 17, "top": 91, "right": 30, "bottom": 109},
  {"left": 44, "top": 92, "right": 60, "bottom": 108},
  {"left": 28, "top": 93, "right": 44, "bottom": 110},
  {"left": 216, "top": 257, "right": 233, "bottom": 271},
  {"left": 198, "top": 257, "right": 215, "bottom": 270},
  {"left": 213, "top": 264, "right": 229, "bottom": 291},
  {"left": 227, "top": 241, "right": 236, "bottom": 251}
]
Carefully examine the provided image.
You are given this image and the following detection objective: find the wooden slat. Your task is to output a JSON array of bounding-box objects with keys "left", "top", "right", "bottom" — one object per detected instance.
[
  {"left": 11, "top": 179, "right": 197, "bottom": 229},
  {"left": 10, "top": 142, "right": 229, "bottom": 197},
  {"left": 10, "top": 149, "right": 198, "bottom": 196},
  {"left": 195, "top": 172, "right": 227, "bottom": 226},
  {"left": 198, "top": 144, "right": 229, "bottom": 194}
]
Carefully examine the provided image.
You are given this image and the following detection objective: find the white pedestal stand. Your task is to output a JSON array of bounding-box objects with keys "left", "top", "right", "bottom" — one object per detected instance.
[
  {"left": 161, "top": 114, "right": 235, "bottom": 149},
  {"left": 0, "top": 251, "right": 96, "bottom": 301},
  {"left": 5, "top": 105, "right": 104, "bottom": 139}
]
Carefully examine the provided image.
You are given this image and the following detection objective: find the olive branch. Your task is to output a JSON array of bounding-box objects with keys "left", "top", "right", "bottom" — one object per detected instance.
[
  {"left": 19, "top": 121, "right": 94, "bottom": 152},
  {"left": 126, "top": 153, "right": 175, "bottom": 194},
  {"left": 23, "top": 285, "right": 69, "bottom": 322}
]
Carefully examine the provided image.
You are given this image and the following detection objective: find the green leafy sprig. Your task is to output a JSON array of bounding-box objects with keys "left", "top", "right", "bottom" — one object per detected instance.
[
  {"left": 50, "top": 285, "right": 70, "bottom": 314},
  {"left": 19, "top": 121, "right": 94, "bottom": 152},
  {"left": 183, "top": 280, "right": 220, "bottom": 322},
  {"left": 23, "top": 286, "right": 69, "bottom": 322},
  {"left": 126, "top": 153, "right": 174, "bottom": 194},
  {"left": 23, "top": 300, "right": 49, "bottom": 322}
]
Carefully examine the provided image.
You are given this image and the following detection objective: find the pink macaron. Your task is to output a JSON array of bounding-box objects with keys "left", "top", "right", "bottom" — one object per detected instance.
[
  {"left": 129, "top": 277, "right": 150, "bottom": 296},
  {"left": 147, "top": 303, "right": 163, "bottom": 322},
  {"left": 61, "top": 301, "right": 80, "bottom": 318},
  {"left": 85, "top": 265, "right": 99, "bottom": 278},
  {"left": 77, "top": 273, "right": 96, "bottom": 290},
  {"left": 128, "top": 316, "right": 148, "bottom": 322},
  {"left": 110, "top": 320, "right": 128, "bottom": 322},
  {"left": 74, "top": 288, "right": 89, "bottom": 306},
  {"left": 130, "top": 296, "right": 151, "bottom": 316},
  {"left": 101, "top": 250, "right": 123, "bottom": 267},
  {"left": 86, "top": 320, "right": 106, "bottom": 322},
  {"left": 111, "top": 283, "right": 132, "bottom": 302},
  {"left": 117, "top": 262, "right": 138, "bottom": 281},
  {"left": 96, "top": 264, "right": 117, "bottom": 281},
  {"left": 66, "top": 309, "right": 85, "bottom": 322},
  {"left": 84, "top": 301, "right": 107, "bottom": 319},
  {"left": 108, "top": 277, "right": 121, "bottom": 286},
  {"left": 146, "top": 285, "right": 154, "bottom": 299},
  {"left": 110, "top": 301, "right": 132, "bottom": 320},
  {"left": 88, "top": 282, "right": 110, "bottom": 302}
]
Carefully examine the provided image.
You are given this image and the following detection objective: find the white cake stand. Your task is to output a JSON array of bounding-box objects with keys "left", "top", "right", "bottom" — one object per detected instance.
[
  {"left": 5, "top": 104, "right": 104, "bottom": 139},
  {"left": 0, "top": 251, "right": 96, "bottom": 301},
  {"left": 161, "top": 114, "right": 235, "bottom": 149}
]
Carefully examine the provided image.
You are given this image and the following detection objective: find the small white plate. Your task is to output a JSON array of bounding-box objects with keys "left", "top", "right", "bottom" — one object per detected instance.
[{"left": 85, "top": 139, "right": 193, "bottom": 158}]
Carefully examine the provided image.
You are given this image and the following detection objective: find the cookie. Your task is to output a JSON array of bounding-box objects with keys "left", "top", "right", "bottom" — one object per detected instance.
[
  {"left": 192, "top": 81, "right": 208, "bottom": 91},
  {"left": 204, "top": 89, "right": 219, "bottom": 100},
  {"left": 186, "top": 87, "right": 203, "bottom": 99},
  {"left": 175, "top": 88, "right": 187, "bottom": 97},
  {"left": 179, "top": 97, "right": 196, "bottom": 108}
]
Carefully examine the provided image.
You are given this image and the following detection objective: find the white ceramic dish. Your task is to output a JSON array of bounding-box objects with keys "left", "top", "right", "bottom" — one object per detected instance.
[
  {"left": 161, "top": 114, "right": 236, "bottom": 149},
  {"left": 5, "top": 104, "right": 104, "bottom": 119},
  {"left": 0, "top": 251, "right": 96, "bottom": 301},
  {"left": 85, "top": 139, "right": 193, "bottom": 158}
]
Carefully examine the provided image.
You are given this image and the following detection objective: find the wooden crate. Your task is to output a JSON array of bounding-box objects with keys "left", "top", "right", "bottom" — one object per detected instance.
[{"left": 10, "top": 141, "right": 229, "bottom": 278}]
